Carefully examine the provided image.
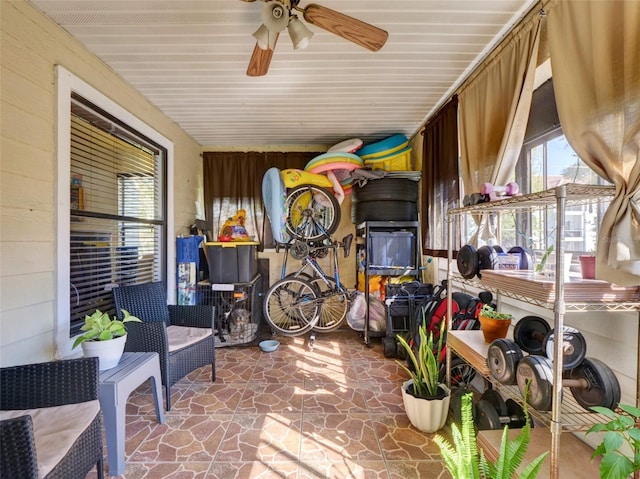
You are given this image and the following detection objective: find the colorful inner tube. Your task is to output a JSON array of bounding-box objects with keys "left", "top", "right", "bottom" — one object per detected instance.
[{"left": 357, "top": 133, "right": 408, "bottom": 159}]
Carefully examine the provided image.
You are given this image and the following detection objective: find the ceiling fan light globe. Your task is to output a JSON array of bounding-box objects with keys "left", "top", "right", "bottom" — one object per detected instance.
[
  {"left": 288, "top": 17, "right": 313, "bottom": 50},
  {"left": 262, "top": 1, "right": 289, "bottom": 32},
  {"left": 252, "top": 24, "right": 277, "bottom": 50}
]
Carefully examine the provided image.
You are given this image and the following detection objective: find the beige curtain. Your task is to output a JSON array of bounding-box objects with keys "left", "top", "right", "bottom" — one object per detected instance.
[
  {"left": 547, "top": 0, "right": 640, "bottom": 285},
  {"left": 459, "top": 14, "right": 542, "bottom": 244}
]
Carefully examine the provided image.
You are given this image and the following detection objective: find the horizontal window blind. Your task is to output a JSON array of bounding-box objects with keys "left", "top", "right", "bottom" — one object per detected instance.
[{"left": 69, "top": 104, "right": 165, "bottom": 335}]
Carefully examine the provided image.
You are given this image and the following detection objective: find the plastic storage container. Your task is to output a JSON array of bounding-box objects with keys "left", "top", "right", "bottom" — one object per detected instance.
[
  {"left": 205, "top": 241, "right": 259, "bottom": 283},
  {"left": 368, "top": 231, "right": 415, "bottom": 268},
  {"left": 363, "top": 146, "right": 412, "bottom": 171}
]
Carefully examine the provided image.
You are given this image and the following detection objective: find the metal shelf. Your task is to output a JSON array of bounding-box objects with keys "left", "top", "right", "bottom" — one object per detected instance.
[
  {"left": 356, "top": 221, "right": 421, "bottom": 345},
  {"left": 447, "top": 330, "right": 613, "bottom": 432},
  {"left": 445, "top": 183, "right": 636, "bottom": 479},
  {"left": 448, "top": 184, "right": 614, "bottom": 214},
  {"left": 450, "top": 274, "right": 640, "bottom": 312}
]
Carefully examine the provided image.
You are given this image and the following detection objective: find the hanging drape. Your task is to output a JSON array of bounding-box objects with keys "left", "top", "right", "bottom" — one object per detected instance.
[
  {"left": 547, "top": 0, "right": 640, "bottom": 285},
  {"left": 422, "top": 96, "right": 459, "bottom": 255},
  {"left": 203, "top": 152, "right": 318, "bottom": 247},
  {"left": 458, "top": 12, "right": 542, "bottom": 245}
]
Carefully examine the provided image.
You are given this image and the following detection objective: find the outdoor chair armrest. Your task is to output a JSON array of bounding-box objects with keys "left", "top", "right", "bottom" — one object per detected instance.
[
  {"left": 0, "top": 415, "right": 38, "bottom": 478},
  {"left": 168, "top": 305, "right": 215, "bottom": 329}
]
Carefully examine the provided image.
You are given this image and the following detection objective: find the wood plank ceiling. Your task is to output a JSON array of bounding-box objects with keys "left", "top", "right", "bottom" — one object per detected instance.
[{"left": 29, "top": 0, "right": 538, "bottom": 149}]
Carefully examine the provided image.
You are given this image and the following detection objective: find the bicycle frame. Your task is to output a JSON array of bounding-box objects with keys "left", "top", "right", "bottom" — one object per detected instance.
[{"left": 281, "top": 240, "right": 348, "bottom": 294}]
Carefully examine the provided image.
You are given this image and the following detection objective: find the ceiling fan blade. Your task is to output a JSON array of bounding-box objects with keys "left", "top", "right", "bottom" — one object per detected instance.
[
  {"left": 246, "top": 34, "right": 279, "bottom": 77},
  {"left": 302, "top": 3, "right": 388, "bottom": 52}
]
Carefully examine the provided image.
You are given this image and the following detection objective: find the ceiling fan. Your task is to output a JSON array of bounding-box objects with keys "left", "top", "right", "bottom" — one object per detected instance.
[{"left": 241, "top": 0, "right": 388, "bottom": 76}]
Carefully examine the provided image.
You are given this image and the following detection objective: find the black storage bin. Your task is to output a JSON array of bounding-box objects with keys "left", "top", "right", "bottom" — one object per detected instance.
[{"left": 205, "top": 241, "right": 259, "bottom": 283}]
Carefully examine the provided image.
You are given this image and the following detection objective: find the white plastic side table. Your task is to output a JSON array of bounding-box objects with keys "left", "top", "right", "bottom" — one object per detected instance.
[{"left": 99, "top": 352, "right": 165, "bottom": 476}]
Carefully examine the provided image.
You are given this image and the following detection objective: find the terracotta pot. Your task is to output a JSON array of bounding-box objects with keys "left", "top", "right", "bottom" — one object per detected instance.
[
  {"left": 578, "top": 255, "right": 596, "bottom": 279},
  {"left": 478, "top": 314, "right": 511, "bottom": 343}
]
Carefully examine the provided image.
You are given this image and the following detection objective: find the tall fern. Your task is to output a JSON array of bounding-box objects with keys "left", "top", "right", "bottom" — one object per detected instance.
[{"left": 435, "top": 381, "right": 548, "bottom": 479}]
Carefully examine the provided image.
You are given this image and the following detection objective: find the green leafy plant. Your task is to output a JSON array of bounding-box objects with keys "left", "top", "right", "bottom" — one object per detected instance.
[
  {"left": 480, "top": 304, "right": 513, "bottom": 320},
  {"left": 435, "top": 381, "right": 548, "bottom": 479},
  {"left": 535, "top": 245, "right": 554, "bottom": 273},
  {"left": 72, "top": 309, "right": 141, "bottom": 348},
  {"left": 395, "top": 315, "right": 445, "bottom": 398},
  {"left": 587, "top": 403, "right": 640, "bottom": 479}
]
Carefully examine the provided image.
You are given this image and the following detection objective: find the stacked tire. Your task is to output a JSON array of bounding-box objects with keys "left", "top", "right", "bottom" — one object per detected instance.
[{"left": 351, "top": 178, "right": 419, "bottom": 224}]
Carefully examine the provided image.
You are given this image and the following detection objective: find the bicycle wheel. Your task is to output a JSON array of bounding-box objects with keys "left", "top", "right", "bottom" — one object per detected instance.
[
  {"left": 308, "top": 277, "right": 349, "bottom": 332},
  {"left": 285, "top": 185, "right": 341, "bottom": 242},
  {"left": 439, "top": 355, "right": 477, "bottom": 388},
  {"left": 263, "top": 277, "right": 319, "bottom": 336}
]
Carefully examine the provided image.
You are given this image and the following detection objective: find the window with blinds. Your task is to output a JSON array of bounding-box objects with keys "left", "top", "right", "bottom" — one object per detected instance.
[{"left": 69, "top": 96, "right": 166, "bottom": 335}]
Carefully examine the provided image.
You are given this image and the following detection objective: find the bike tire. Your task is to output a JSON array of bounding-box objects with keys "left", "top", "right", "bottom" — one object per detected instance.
[
  {"left": 308, "top": 277, "right": 349, "bottom": 332},
  {"left": 285, "top": 185, "right": 341, "bottom": 242},
  {"left": 263, "top": 277, "right": 319, "bottom": 336}
]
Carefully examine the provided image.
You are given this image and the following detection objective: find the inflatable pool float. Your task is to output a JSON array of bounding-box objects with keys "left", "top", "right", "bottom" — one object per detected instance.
[
  {"left": 364, "top": 145, "right": 412, "bottom": 171},
  {"left": 262, "top": 167, "right": 290, "bottom": 244},
  {"left": 281, "top": 168, "right": 333, "bottom": 189},
  {"left": 304, "top": 152, "right": 363, "bottom": 194},
  {"left": 304, "top": 152, "right": 363, "bottom": 174},
  {"left": 327, "top": 138, "right": 363, "bottom": 153},
  {"left": 357, "top": 133, "right": 408, "bottom": 160}
]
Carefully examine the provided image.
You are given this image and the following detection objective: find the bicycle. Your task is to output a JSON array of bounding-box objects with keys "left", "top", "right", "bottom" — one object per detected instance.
[
  {"left": 263, "top": 234, "right": 354, "bottom": 336},
  {"left": 283, "top": 184, "right": 341, "bottom": 242}
]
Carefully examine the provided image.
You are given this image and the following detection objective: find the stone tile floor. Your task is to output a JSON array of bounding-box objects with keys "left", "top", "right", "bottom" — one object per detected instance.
[{"left": 86, "top": 330, "right": 450, "bottom": 479}]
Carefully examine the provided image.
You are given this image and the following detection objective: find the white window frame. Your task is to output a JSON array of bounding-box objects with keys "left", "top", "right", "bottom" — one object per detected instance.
[{"left": 55, "top": 66, "right": 175, "bottom": 359}]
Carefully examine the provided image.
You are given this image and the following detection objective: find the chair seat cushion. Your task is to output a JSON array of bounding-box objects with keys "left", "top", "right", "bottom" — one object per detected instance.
[
  {"left": 166, "top": 325, "right": 212, "bottom": 352},
  {"left": 0, "top": 400, "right": 100, "bottom": 479}
]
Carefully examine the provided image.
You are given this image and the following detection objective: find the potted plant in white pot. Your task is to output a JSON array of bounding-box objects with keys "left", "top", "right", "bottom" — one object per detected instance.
[
  {"left": 72, "top": 309, "right": 141, "bottom": 370},
  {"left": 396, "top": 319, "right": 450, "bottom": 433}
]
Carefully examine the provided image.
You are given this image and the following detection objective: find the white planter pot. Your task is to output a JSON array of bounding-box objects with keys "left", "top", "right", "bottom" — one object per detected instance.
[
  {"left": 81, "top": 334, "right": 127, "bottom": 370},
  {"left": 401, "top": 379, "right": 451, "bottom": 433}
]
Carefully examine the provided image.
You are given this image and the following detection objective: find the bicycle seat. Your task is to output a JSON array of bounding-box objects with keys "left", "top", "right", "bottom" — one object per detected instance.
[{"left": 341, "top": 234, "right": 353, "bottom": 258}]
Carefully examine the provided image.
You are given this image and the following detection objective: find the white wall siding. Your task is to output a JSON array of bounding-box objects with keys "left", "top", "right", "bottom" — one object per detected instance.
[{"left": 1, "top": 0, "right": 202, "bottom": 367}]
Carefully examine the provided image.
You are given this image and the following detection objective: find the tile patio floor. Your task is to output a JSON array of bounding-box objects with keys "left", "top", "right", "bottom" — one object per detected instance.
[{"left": 87, "top": 330, "right": 450, "bottom": 479}]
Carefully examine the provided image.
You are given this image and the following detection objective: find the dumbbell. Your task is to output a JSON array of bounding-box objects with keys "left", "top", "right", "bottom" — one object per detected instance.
[
  {"left": 457, "top": 244, "right": 505, "bottom": 279},
  {"left": 463, "top": 193, "right": 490, "bottom": 206},
  {"left": 475, "top": 389, "right": 533, "bottom": 430},
  {"left": 516, "top": 355, "right": 621, "bottom": 412},
  {"left": 480, "top": 181, "right": 520, "bottom": 199},
  {"left": 513, "top": 316, "right": 587, "bottom": 369}
]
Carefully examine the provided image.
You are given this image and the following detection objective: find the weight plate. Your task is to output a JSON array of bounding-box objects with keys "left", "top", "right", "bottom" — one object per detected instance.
[
  {"left": 477, "top": 245, "right": 498, "bottom": 276},
  {"left": 475, "top": 398, "right": 502, "bottom": 430},
  {"left": 505, "top": 398, "right": 532, "bottom": 429},
  {"left": 457, "top": 244, "right": 479, "bottom": 279},
  {"left": 543, "top": 327, "right": 587, "bottom": 370},
  {"left": 514, "top": 316, "right": 551, "bottom": 355},
  {"left": 516, "top": 355, "right": 554, "bottom": 411},
  {"left": 487, "top": 338, "right": 523, "bottom": 385},
  {"left": 480, "top": 389, "right": 508, "bottom": 416},
  {"left": 508, "top": 246, "right": 534, "bottom": 270},
  {"left": 568, "top": 357, "right": 621, "bottom": 411},
  {"left": 493, "top": 245, "right": 505, "bottom": 254}
]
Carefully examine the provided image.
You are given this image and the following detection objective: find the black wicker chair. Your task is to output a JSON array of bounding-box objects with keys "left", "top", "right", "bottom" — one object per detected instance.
[
  {"left": 112, "top": 282, "right": 216, "bottom": 410},
  {"left": 0, "top": 357, "right": 104, "bottom": 479}
]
